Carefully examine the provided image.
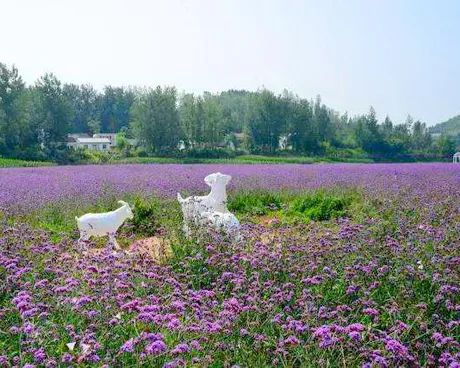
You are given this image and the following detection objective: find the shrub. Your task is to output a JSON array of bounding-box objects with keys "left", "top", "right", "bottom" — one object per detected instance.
[
  {"left": 289, "top": 192, "right": 350, "bottom": 221},
  {"left": 130, "top": 197, "right": 161, "bottom": 236},
  {"left": 228, "top": 191, "right": 283, "bottom": 216}
]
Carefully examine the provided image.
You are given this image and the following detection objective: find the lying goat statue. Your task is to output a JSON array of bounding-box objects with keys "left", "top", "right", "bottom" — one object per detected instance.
[{"left": 177, "top": 172, "right": 240, "bottom": 238}]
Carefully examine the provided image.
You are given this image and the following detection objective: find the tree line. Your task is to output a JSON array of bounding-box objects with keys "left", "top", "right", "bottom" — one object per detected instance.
[{"left": 0, "top": 62, "right": 457, "bottom": 162}]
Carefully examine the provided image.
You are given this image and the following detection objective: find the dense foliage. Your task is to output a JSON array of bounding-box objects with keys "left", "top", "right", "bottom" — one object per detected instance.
[
  {"left": 0, "top": 62, "right": 458, "bottom": 162},
  {"left": 0, "top": 163, "right": 459, "bottom": 366}
]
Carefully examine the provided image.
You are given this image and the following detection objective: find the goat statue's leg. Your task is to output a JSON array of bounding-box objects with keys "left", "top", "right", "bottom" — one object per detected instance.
[
  {"left": 108, "top": 233, "right": 120, "bottom": 250},
  {"left": 78, "top": 231, "right": 90, "bottom": 245},
  {"left": 183, "top": 222, "right": 192, "bottom": 238}
]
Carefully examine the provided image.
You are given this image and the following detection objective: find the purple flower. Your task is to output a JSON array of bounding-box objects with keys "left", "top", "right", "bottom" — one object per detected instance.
[
  {"left": 385, "top": 339, "right": 409, "bottom": 356},
  {"left": 171, "top": 343, "right": 189, "bottom": 355},
  {"left": 34, "top": 348, "right": 46, "bottom": 363},
  {"left": 190, "top": 340, "right": 202, "bottom": 351},
  {"left": 346, "top": 284, "right": 360, "bottom": 295},
  {"left": 348, "top": 331, "right": 361, "bottom": 341},
  {"left": 282, "top": 335, "right": 300, "bottom": 346},
  {"left": 61, "top": 353, "right": 73, "bottom": 364},
  {"left": 163, "top": 358, "right": 185, "bottom": 368},
  {"left": 120, "top": 339, "right": 135, "bottom": 353},
  {"left": 0, "top": 356, "right": 8, "bottom": 366},
  {"left": 347, "top": 323, "right": 365, "bottom": 332},
  {"left": 395, "top": 320, "right": 409, "bottom": 331},
  {"left": 312, "top": 325, "right": 331, "bottom": 338},
  {"left": 145, "top": 340, "right": 167, "bottom": 355},
  {"left": 362, "top": 308, "right": 379, "bottom": 317}
]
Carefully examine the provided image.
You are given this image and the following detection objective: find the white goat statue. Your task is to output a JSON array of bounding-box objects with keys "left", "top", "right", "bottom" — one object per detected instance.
[
  {"left": 201, "top": 210, "right": 240, "bottom": 238},
  {"left": 177, "top": 172, "right": 239, "bottom": 238},
  {"left": 75, "top": 200, "right": 134, "bottom": 248}
]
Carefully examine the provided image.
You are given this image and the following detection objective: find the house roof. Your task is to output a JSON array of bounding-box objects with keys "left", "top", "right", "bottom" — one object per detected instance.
[
  {"left": 76, "top": 138, "right": 111, "bottom": 144},
  {"left": 68, "top": 133, "right": 90, "bottom": 142},
  {"left": 94, "top": 133, "right": 117, "bottom": 138}
]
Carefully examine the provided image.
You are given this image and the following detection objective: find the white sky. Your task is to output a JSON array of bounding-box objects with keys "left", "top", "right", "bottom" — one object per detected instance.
[{"left": 1, "top": 0, "right": 460, "bottom": 125}]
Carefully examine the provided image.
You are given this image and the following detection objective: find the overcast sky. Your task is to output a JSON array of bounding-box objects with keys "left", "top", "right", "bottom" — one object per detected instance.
[{"left": 2, "top": 0, "right": 460, "bottom": 125}]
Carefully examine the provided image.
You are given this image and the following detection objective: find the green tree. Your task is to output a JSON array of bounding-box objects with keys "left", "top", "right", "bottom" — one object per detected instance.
[
  {"left": 313, "top": 95, "right": 333, "bottom": 146},
  {"left": 64, "top": 83, "right": 100, "bottom": 133},
  {"left": 100, "top": 86, "right": 134, "bottom": 133},
  {"left": 31, "top": 73, "right": 71, "bottom": 148},
  {"left": 289, "top": 98, "right": 315, "bottom": 153},
  {"left": 218, "top": 90, "right": 252, "bottom": 133},
  {"left": 0, "top": 63, "right": 32, "bottom": 156},
  {"left": 382, "top": 116, "right": 393, "bottom": 137},
  {"left": 87, "top": 119, "right": 101, "bottom": 135},
  {"left": 202, "top": 92, "right": 224, "bottom": 147},
  {"left": 247, "top": 89, "right": 286, "bottom": 154},
  {"left": 437, "top": 134, "right": 456, "bottom": 156},
  {"left": 179, "top": 93, "right": 200, "bottom": 147},
  {"left": 355, "top": 107, "right": 385, "bottom": 154},
  {"left": 411, "top": 120, "right": 432, "bottom": 152},
  {"left": 131, "top": 86, "right": 182, "bottom": 154}
]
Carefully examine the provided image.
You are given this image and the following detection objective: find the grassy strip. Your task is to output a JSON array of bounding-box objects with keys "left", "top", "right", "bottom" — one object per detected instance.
[
  {"left": 110, "top": 155, "right": 374, "bottom": 165},
  {"left": 0, "top": 157, "right": 55, "bottom": 168}
]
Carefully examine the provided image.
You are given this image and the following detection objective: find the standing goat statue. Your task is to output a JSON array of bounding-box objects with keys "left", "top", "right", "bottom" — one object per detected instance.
[
  {"left": 177, "top": 172, "right": 240, "bottom": 238},
  {"left": 75, "top": 200, "right": 134, "bottom": 249}
]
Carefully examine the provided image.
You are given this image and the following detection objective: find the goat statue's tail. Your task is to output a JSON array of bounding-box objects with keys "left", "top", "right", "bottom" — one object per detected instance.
[{"left": 177, "top": 193, "right": 184, "bottom": 203}]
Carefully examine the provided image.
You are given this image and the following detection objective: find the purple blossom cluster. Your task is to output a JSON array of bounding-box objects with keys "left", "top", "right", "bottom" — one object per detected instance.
[{"left": 0, "top": 163, "right": 459, "bottom": 366}]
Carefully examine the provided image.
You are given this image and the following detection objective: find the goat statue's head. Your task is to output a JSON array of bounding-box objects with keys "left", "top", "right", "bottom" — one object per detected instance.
[
  {"left": 204, "top": 172, "right": 232, "bottom": 187},
  {"left": 118, "top": 200, "right": 134, "bottom": 220}
]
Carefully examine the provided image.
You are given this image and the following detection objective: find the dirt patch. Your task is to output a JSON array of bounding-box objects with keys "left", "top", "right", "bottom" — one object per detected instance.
[{"left": 127, "top": 236, "right": 173, "bottom": 263}]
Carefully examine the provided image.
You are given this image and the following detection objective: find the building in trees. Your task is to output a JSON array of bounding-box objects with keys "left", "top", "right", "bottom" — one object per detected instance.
[
  {"left": 70, "top": 137, "right": 111, "bottom": 151},
  {"left": 453, "top": 152, "right": 460, "bottom": 163}
]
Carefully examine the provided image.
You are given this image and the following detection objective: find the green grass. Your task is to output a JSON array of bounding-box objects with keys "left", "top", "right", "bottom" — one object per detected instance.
[
  {"left": 0, "top": 157, "right": 55, "bottom": 168},
  {"left": 1, "top": 155, "right": 372, "bottom": 167},
  {"left": 105, "top": 155, "right": 375, "bottom": 165},
  {"left": 228, "top": 188, "right": 363, "bottom": 223}
]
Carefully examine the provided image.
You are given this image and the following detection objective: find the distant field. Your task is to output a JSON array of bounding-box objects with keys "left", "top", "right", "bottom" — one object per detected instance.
[
  {"left": 0, "top": 157, "right": 55, "bottom": 168},
  {"left": 0, "top": 155, "right": 374, "bottom": 167},
  {"left": 4, "top": 154, "right": 453, "bottom": 167}
]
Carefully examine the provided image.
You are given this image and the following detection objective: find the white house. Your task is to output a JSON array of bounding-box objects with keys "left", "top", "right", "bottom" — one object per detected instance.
[
  {"left": 74, "top": 137, "right": 112, "bottom": 151},
  {"left": 68, "top": 133, "right": 139, "bottom": 151},
  {"left": 94, "top": 133, "right": 118, "bottom": 147}
]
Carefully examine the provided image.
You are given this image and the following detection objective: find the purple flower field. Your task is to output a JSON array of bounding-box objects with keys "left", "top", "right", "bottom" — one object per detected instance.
[
  {"left": 1, "top": 163, "right": 459, "bottom": 213},
  {"left": 0, "top": 163, "right": 459, "bottom": 367}
]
